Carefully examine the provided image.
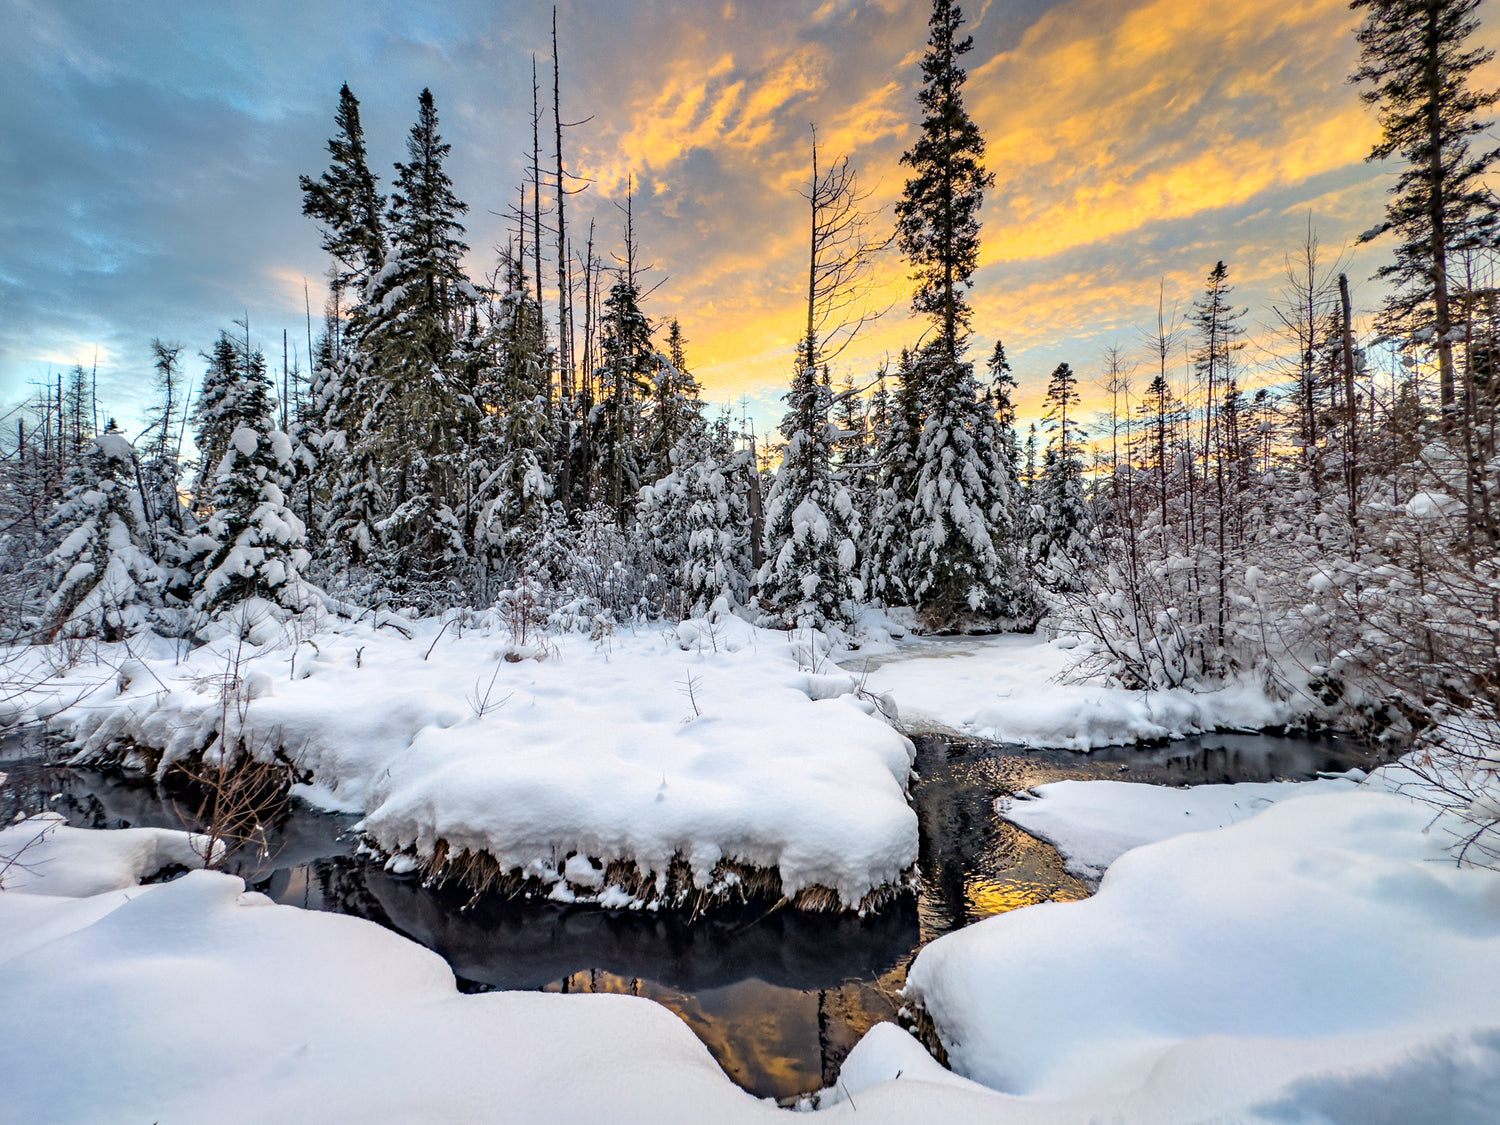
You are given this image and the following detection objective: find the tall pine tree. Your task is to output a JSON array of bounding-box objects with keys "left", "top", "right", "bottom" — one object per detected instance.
[{"left": 890, "top": 0, "right": 1029, "bottom": 628}]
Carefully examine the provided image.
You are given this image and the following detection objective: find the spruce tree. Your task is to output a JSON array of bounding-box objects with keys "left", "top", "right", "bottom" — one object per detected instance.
[
  {"left": 1033, "top": 362, "right": 1095, "bottom": 591},
  {"left": 892, "top": 0, "right": 1028, "bottom": 628},
  {"left": 761, "top": 357, "right": 862, "bottom": 629},
  {"left": 42, "top": 425, "right": 163, "bottom": 641},
  {"left": 361, "top": 88, "right": 479, "bottom": 585},
  {"left": 478, "top": 254, "right": 553, "bottom": 574},
  {"left": 895, "top": 0, "right": 993, "bottom": 360},
  {"left": 1352, "top": 0, "right": 1499, "bottom": 412},
  {"left": 643, "top": 318, "right": 704, "bottom": 484},
  {"left": 593, "top": 272, "right": 654, "bottom": 523},
  {"left": 193, "top": 347, "right": 311, "bottom": 618},
  {"left": 299, "top": 84, "right": 388, "bottom": 305}
]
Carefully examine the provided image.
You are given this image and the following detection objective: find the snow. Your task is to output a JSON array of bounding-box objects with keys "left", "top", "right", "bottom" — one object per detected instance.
[
  {"left": 847, "top": 632, "right": 1298, "bottom": 749},
  {"left": 1000, "top": 772, "right": 1364, "bottom": 878},
  {"left": 903, "top": 782, "right": 1500, "bottom": 1119},
  {"left": 0, "top": 860, "right": 785, "bottom": 1124},
  {"left": 11, "top": 613, "right": 917, "bottom": 909},
  {"left": 0, "top": 814, "right": 215, "bottom": 896},
  {"left": 6, "top": 765, "right": 1496, "bottom": 1122}
]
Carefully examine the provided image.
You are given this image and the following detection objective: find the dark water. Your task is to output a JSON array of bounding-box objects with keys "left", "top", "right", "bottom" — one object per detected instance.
[{"left": 0, "top": 728, "right": 1379, "bottom": 1101}]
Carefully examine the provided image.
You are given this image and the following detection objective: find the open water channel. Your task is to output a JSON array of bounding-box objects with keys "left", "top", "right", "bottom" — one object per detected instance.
[{"left": 0, "top": 728, "right": 1379, "bottom": 1102}]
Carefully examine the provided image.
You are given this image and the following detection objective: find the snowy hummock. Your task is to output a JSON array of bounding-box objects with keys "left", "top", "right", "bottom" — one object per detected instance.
[
  {"left": 848, "top": 632, "right": 1299, "bottom": 749},
  {"left": 8, "top": 613, "right": 917, "bottom": 908},
  {"left": 0, "top": 813, "right": 215, "bottom": 897},
  {"left": 903, "top": 783, "right": 1500, "bottom": 1119},
  {"left": 1000, "top": 772, "right": 1364, "bottom": 878}
]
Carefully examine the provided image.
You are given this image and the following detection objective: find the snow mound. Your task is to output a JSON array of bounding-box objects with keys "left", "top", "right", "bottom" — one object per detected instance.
[
  {"left": 999, "top": 773, "right": 1362, "bottom": 878},
  {"left": 851, "top": 633, "right": 1296, "bottom": 748},
  {"left": 13, "top": 614, "right": 918, "bottom": 910},
  {"left": 905, "top": 788, "right": 1500, "bottom": 1116},
  {"left": 0, "top": 814, "right": 213, "bottom": 897},
  {"left": 0, "top": 868, "right": 784, "bottom": 1125}
]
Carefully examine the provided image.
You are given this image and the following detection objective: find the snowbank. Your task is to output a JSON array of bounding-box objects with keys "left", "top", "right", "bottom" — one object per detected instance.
[
  {"left": 999, "top": 772, "right": 1364, "bottom": 878},
  {"left": 848, "top": 632, "right": 1298, "bottom": 749},
  {"left": 904, "top": 786, "right": 1500, "bottom": 1118},
  {"left": 6, "top": 613, "right": 917, "bottom": 909},
  {"left": 0, "top": 813, "right": 213, "bottom": 897}
]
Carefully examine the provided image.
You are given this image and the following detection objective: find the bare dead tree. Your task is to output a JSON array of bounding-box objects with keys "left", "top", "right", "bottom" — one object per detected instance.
[{"left": 800, "top": 125, "right": 891, "bottom": 374}]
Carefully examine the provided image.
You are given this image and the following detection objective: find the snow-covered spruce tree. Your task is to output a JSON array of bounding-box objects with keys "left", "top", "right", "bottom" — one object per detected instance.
[
  {"left": 192, "top": 346, "right": 312, "bottom": 619},
  {"left": 638, "top": 417, "right": 752, "bottom": 618},
  {"left": 892, "top": 0, "right": 1029, "bottom": 630},
  {"left": 138, "top": 339, "right": 198, "bottom": 615},
  {"left": 867, "top": 351, "right": 922, "bottom": 606},
  {"left": 642, "top": 318, "right": 705, "bottom": 485},
  {"left": 190, "top": 333, "right": 258, "bottom": 512},
  {"left": 593, "top": 271, "right": 654, "bottom": 524},
  {"left": 1032, "top": 362, "right": 1095, "bottom": 593},
  {"left": 42, "top": 425, "right": 163, "bottom": 641},
  {"left": 360, "top": 88, "right": 482, "bottom": 599},
  {"left": 299, "top": 84, "right": 388, "bottom": 310},
  {"left": 297, "top": 85, "right": 388, "bottom": 575},
  {"left": 477, "top": 254, "right": 553, "bottom": 578},
  {"left": 761, "top": 357, "right": 862, "bottom": 629}
]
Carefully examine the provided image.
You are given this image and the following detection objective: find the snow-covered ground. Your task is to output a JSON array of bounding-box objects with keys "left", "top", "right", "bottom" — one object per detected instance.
[
  {"left": 1000, "top": 771, "right": 1366, "bottom": 878},
  {"left": 844, "top": 632, "right": 1300, "bottom": 749},
  {"left": 4, "top": 766, "right": 1497, "bottom": 1123},
  {"left": 902, "top": 777, "right": 1500, "bottom": 1121},
  {"left": 3, "top": 612, "right": 916, "bottom": 909}
]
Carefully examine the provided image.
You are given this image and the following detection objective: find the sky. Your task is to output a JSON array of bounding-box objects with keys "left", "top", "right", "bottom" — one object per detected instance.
[{"left": 4, "top": 0, "right": 1497, "bottom": 444}]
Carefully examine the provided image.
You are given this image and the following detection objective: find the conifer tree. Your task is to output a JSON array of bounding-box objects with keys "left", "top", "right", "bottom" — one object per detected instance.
[
  {"left": 193, "top": 346, "right": 311, "bottom": 617},
  {"left": 895, "top": 0, "right": 993, "bottom": 361},
  {"left": 643, "top": 318, "right": 704, "bottom": 483},
  {"left": 299, "top": 84, "right": 388, "bottom": 307},
  {"left": 593, "top": 272, "right": 654, "bottom": 523},
  {"left": 1352, "top": 0, "right": 1499, "bottom": 412},
  {"left": 361, "top": 88, "right": 479, "bottom": 583},
  {"left": 761, "top": 356, "right": 862, "bottom": 629},
  {"left": 1033, "top": 362, "right": 1095, "bottom": 591},
  {"left": 478, "top": 254, "right": 553, "bottom": 573},
  {"left": 42, "top": 426, "right": 163, "bottom": 640},
  {"left": 891, "top": 0, "right": 1028, "bottom": 628}
]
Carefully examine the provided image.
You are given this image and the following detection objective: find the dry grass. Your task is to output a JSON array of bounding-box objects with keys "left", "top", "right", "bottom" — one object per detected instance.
[{"left": 394, "top": 840, "right": 916, "bottom": 916}]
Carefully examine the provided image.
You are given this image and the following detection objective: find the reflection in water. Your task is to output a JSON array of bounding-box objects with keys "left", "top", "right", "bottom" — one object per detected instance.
[{"left": 0, "top": 727, "right": 1377, "bottom": 1101}]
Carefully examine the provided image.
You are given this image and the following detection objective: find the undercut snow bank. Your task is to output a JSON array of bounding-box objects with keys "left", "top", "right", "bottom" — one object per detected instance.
[
  {"left": 0, "top": 814, "right": 214, "bottom": 897},
  {"left": 9, "top": 614, "right": 917, "bottom": 910},
  {"left": 849, "top": 632, "right": 1299, "bottom": 749}
]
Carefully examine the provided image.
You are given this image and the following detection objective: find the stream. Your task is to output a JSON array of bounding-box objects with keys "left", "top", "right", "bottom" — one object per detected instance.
[{"left": 0, "top": 728, "right": 1379, "bottom": 1102}]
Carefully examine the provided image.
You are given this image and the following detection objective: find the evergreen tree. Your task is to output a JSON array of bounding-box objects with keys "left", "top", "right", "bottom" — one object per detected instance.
[
  {"left": 868, "top": 351, "right": 922, "bottom": 605},
  {"left": 1352, "top": 0, "right": 1499, "bottom": 413},
  {"left": 191, "top": 333, "right": 260, "bottom": 510},
  {"left": 894, "top": 0, "right": 993, "bottom": 360},
  {"left": 361, "top": 88, "right": 479, "bottom": 585},
  {"left": 192, "top": 348, "right": 311, "bottom": 617},
  {"left": 1033, "top": 362, "right": 1095, "bottom": 591},
  {"left": 643, "top": 318, "right": 704, "bottom": 483},
  {"left": 478, "top": 254, "right": 553, "bottom": 574},
  {"left": 890, "top": 0, "right": 1026, "bottom": 628},
  {"left": 299, "top": 84, "right": 388, "bottom": 307},
  {"left": 593, "top": 272, "right": 654, "bottom": 523},
  {"left": 42, "top": 426, "right": 163, "bottom": 640},
  {"left": 761, "top": 356, "right": 862, "bottom": 629}
]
